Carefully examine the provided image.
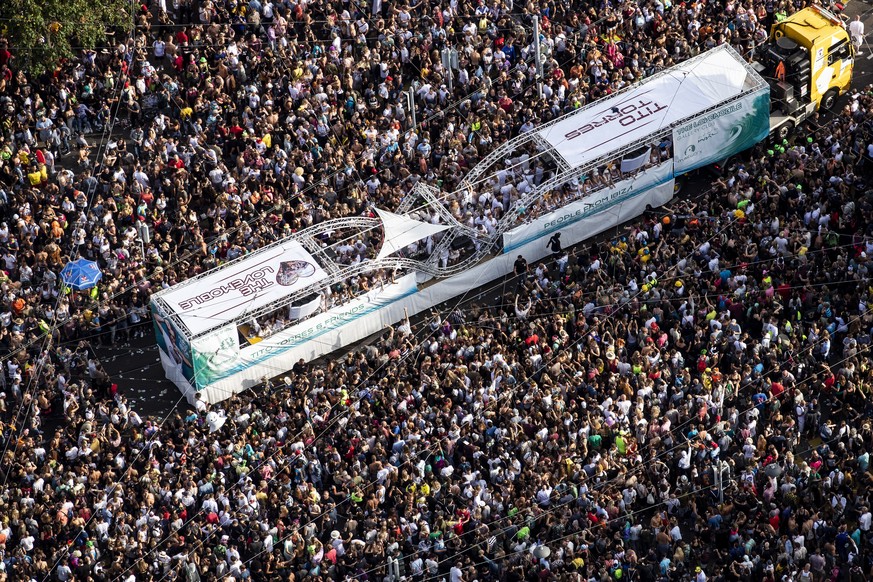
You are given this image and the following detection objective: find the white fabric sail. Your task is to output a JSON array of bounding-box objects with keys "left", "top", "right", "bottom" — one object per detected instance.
[{"left": 375, "top": 208, "right": 451, "bottom": 261}]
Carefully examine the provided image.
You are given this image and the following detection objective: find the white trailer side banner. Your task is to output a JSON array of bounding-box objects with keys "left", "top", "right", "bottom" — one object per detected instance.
[
  {"left": 536, "top": 46, "right": 750, "bottom": 169},
  {"left": 672, "top": 88, "right": 770, "bottom": 174},
  {"left": 158, "top": 239, "right": 329, "bottom": 336},
  {"left": 503, "top": 161, "right": 674, "bottom": 254}
]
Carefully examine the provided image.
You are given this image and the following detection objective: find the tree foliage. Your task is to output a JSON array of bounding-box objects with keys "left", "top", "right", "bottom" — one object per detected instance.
[{"left": 0, "top": 0, "right": 132, "bottom": 74}]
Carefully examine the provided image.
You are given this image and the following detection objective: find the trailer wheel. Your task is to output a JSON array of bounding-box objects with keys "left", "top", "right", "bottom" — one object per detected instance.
[
  {"left": 775, "top": 121, "right": 794, "bottom": 142},
  {"left": 821, "top": 89, "right": 838, "bottom": 111}
]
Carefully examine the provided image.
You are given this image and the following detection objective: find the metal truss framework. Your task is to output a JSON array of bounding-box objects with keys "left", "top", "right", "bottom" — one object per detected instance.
[
  {"left": 158, "top": 120, "right": 671, "bottom": 339},
  {"left": 156, "top": 45, "right": 767, "bottom": 340}
]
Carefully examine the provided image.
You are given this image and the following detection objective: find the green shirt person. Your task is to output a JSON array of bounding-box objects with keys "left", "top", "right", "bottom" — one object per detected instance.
[
  {"left": 616, "top": 433, "right": 628, "bottom": 455},
  {"left": 589, "top": 434, "right": 603, "bottom": 449}
]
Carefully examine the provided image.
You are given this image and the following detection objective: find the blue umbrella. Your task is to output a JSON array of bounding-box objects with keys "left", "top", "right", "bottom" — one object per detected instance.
[{"left": 60, "top": 258, "right": 103, "bottom": 291}]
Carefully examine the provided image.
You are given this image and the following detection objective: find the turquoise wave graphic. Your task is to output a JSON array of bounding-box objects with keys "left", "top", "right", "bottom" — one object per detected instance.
[{"left": 676, "top": 90, "right": 770, "bottom": 174}]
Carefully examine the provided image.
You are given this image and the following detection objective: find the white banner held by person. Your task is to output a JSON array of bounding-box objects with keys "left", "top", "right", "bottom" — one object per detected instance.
[
  {"left": 288, "top": 295, "right": 323, "bottom": 321},
  {"left": 620, "top": 148, "right": 651, "bottom": 173}
]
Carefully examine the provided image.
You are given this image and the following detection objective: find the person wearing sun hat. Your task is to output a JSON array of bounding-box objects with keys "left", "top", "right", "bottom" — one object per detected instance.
[{"left": 328, "top": 529, "right": 346, "bottom": 559}]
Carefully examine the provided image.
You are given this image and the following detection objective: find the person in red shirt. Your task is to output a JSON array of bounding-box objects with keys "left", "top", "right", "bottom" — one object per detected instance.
[
  {"left": 168, "top": 154, "right": 185, "bottom": 170},
  {"left": 769, "top": 379, "right": 785, "bottom": 399},
  {"left": 821, "top": 364, "right": 836, "bottom": 392},
  {"left": 0, "top": 41, "right": 11, "bottom": 68}
]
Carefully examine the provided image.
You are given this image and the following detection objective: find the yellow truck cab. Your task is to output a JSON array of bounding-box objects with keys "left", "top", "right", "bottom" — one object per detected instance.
[{"left": 754, "top": 5, "right": 854, "bottom": 138}]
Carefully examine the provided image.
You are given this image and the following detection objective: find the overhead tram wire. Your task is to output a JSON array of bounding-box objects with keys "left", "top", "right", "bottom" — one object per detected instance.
[
  {"left": 250, "top": 323, "right": 848, "bottom": 582},
  {"left": 319, "top": 221, "right": 858, "bottom": 580},
  {"left": 307, "top": 322, "right": 861, "bottom": 582},
  {"left": 368, "top": 425, "right": 844, "bottom": 582}
]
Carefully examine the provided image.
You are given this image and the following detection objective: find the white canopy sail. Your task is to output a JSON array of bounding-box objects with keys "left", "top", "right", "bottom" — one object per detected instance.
[{"left": 375, "top": 207, "right": 450, "bottom": 261}]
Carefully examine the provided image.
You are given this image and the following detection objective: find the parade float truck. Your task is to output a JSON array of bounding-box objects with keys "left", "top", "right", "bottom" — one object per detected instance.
[{"left": 152, "top": 39, "right": 846, "bottom": 404}]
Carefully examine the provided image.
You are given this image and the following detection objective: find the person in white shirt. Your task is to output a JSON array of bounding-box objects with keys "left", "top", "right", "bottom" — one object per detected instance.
[
  {"left": 677, "top": 441, "right": 692, "bottom": 476},
  {"left": 410, "top": 555, "right": 424, "bottom": 578},
  {"left": 849, "top": 15, "right": 865, "bottom": 54},
  {"left": 425, "top": 556, "right": 439, "bottom": 576},
  {"left": 56, "top": 562, "right": 73, "bottom": 582},
  {"left": 860, "top": 507, "right": 872, "bottom": 532},
  {"left": 153, "top": 39, "right": 166, "bottom": 62}
]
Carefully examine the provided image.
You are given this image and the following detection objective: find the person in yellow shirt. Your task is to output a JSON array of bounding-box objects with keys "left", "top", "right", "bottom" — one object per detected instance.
[{"left": 28, "top": 168, "right": 43, "bottom": 187}]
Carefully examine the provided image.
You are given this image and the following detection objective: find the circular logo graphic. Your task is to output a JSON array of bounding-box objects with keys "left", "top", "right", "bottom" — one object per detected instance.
[
  {"left": 684, "top": 144, "right": 696, "bottom": 157},
  {"left": 276, "top": 260, "right": 317, "bottom": 286}
]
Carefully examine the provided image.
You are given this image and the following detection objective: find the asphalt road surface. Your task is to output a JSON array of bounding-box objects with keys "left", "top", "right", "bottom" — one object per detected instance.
[{"left": 100, "top": 4, "right": 873, "bottom": 419}]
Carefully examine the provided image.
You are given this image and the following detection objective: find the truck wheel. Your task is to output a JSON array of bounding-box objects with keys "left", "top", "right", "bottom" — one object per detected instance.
[
  {"left": 821, "top": 89, "right": 838, "bottom": 110},
  {"left": 775, "top": 121, "right": 794, "bottom": 142}
]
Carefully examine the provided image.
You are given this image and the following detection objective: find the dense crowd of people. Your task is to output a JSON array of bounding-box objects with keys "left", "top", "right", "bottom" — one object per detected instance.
[{"left": 0, "top": 0, "right": 873, "bottom": 579}]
